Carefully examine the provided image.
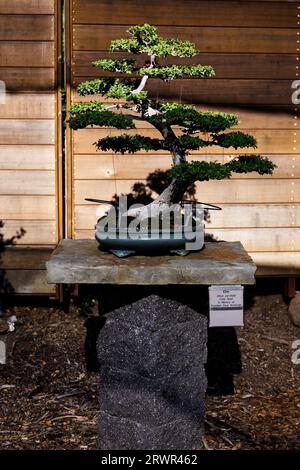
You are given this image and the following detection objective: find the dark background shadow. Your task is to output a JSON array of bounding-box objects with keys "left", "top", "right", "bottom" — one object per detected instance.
[{"left": 0, "top": 220, "right": 25, "bottom": 314}]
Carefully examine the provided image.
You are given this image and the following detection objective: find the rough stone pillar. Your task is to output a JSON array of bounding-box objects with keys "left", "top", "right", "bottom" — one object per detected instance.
[{"left": 97, "top": 293, "right": 207, "bottom": 450}]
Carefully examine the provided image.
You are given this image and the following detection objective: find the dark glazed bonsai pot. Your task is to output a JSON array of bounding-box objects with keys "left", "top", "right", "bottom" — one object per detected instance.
[{"left": 95, "top": 226, "right": 204, "bottom": 254}]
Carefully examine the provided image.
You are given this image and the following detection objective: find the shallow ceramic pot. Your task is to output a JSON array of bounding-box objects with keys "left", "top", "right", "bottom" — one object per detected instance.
[{"left": 95, "top": 225, "right": 204, "bottom": 254}]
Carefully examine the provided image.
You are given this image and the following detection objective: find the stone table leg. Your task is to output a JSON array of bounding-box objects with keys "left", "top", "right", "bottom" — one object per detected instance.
[{"left": 97, "top": 292, "right": 208, "bottom": 450}]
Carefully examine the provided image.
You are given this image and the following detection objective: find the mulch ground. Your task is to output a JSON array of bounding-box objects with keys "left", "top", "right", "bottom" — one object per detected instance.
[{"left": 0, "top": 284, "right": 300, "bottom": 450}]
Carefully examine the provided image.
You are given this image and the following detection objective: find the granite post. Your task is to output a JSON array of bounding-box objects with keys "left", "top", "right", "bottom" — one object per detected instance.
[{"left": 96, "top": 293, "right": 207, "bottom": 450}]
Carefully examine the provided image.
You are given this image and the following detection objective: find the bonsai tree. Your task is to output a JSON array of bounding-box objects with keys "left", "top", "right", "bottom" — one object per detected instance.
[{"left": 69, "top": 24, "right": 275, "bottom": 222}]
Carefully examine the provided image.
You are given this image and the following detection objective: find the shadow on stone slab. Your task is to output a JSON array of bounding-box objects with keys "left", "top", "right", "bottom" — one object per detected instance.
[{"left": 97, "top": 285, "right": 210, "bottom": 317}]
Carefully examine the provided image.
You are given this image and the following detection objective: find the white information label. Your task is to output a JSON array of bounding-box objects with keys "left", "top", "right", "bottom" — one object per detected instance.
[{"left": 209, "top": 285, "right": 244, "bottom": 327}]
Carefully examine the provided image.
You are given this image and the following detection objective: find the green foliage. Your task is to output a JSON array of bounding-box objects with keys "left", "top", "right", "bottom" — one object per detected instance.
[
  {"left": 68, "top": 101, "right": 135, "bottom": 130},
  {"left": 213, "top": 131, "right": 257, "bottom": 149},
  {"left": 94, "top": 134, "right": 164, "bottom": 153},
  {"left": 226, "top": 155, "right": 276, "bottom": 175},
  {"left": 159, "top": 102, "right": 195, "bottom": 113},
  {"left": 139, "top": 64, "right": 215, "bottom": 80},
  {"left": 191, "top": 111, "right": 239, "bottom": 133},
  {"left": 110, "top": 38, "right": 142, "bottom": 54},
  {"left": 170, "top": 155, "right": 276, "bottom": 183},
  {"left": 109, "top": 24, "right": 159, "bottom": 54},
  {"left": 177, "top": 135, "right": 212, "bottom": 150},
  {"left": 77, "top": 78, "right": 116, "bottom": 96},
  {"left": 77, "top": 78, "right": 148, "bottom": 102},
  {"left": 150, "top": 38, "right": 198, "bottom": 58},
  {"left": 110, "top": 24, "right": 197, "bottom": 58},
  {"left": 150, "top": 105, "right": 239, "bottom": 133},
  {"left": 106, "top": 80, "right": 136, "bottom": 99},
  {"left": 92, "top": 58, "right": 136, "bottom": 73},
  {"left": 170, "top": 161, "right": 232, "bottom": 183},
  {"left": 176, "top": 131, "right": 257, "bottom": 152},
  {"left": 68, "top": 101, "right": 104, "bottom": 114},
  {"left": 127, "top": 24, "right": 158, "bottom": 43}
]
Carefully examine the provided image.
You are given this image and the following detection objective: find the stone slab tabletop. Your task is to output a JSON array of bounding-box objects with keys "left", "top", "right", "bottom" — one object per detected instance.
[{"left": 46, "top": 240, "right": 256, "bottom": 285}]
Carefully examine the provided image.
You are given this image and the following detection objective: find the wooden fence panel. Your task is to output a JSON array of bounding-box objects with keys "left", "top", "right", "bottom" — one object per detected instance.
[
  {"left": 66, "top": 0, "right": 299, "bottom": 275},
  {"left": 0, "top": 0, "right": 60, "bottom": 293},
  {"left": 73, "top": 25, "right": 296, "bottom": 54},
  {"left": 72, "top": 0, "right": 298, "bottom": 28}
]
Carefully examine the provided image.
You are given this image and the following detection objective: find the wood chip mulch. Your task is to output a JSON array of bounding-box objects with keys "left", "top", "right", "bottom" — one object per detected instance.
[{"left": 0, "top": 288, "right": 299, "bottom": 450}]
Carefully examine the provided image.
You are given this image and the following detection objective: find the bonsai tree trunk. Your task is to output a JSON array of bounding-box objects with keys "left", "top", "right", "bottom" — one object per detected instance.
[
  {"left": 126, "top": 173, "right": 188, "bottom": 221},
  {"left": 127, "top": 124, "right": 189, "bottom": 220}
]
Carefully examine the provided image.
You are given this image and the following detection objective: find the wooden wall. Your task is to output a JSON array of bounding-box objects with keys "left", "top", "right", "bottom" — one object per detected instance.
[
  {"left": 0, "top": 0, "right": 60, "bottom": 293},
  {"left": 67, "top": 0, "right": 300, "bottom": 275}
]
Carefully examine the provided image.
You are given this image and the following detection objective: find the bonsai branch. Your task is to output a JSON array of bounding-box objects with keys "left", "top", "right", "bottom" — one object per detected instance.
[{"left": 132, "top": 54, "right": 156, "bottom": 94}]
